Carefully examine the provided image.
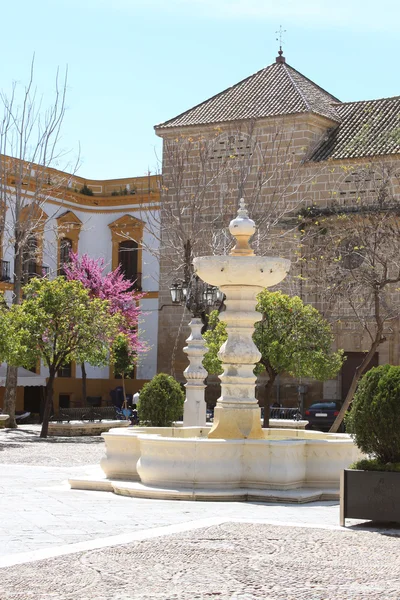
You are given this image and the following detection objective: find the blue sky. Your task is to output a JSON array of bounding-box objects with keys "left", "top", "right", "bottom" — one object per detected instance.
[{"left": 1, "top": 0, "right": 399, "bottom": 179}]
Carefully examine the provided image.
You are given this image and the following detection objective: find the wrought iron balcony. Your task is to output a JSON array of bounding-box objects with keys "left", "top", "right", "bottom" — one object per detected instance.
[{"left": 0, "top": 260, "right": 10, "bottom": 282}]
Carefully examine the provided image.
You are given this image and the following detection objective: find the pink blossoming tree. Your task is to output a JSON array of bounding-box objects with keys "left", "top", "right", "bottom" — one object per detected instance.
[{"left": 64, "top": 253, "right": 146, "bottom": 403}]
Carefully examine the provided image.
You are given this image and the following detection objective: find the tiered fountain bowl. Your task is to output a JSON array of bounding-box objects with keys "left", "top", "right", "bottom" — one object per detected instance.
[{"left": 70, "top": 201, "right": 362, "bottom": 502}]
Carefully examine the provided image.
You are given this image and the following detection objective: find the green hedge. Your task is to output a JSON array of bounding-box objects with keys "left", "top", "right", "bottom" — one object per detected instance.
[{"left": 346, "top": 364, "right": 400, "bottom": 464}]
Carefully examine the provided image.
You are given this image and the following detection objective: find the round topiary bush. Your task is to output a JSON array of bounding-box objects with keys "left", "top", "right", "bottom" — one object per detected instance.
[
  {"left": 137, "top": 373, "right": 184, "bottom": 427},
  {"left": 346, "top": 364, "right": 400, "bottom": 464}
]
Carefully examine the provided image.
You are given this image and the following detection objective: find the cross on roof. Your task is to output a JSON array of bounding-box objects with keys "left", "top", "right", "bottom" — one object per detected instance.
[{"left": 275, "top": 25, "right": 287, "bottom": 63}]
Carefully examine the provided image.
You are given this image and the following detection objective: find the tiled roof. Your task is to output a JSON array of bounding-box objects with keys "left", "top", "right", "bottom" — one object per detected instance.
[
  {"left": 310, "top": 97, "right": 400, "bottom": 161},
  {"left": 155, "top": 61, "right": 341, "bottom": 130}
]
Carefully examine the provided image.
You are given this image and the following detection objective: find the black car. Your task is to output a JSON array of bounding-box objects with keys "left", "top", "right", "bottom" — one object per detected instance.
[{"left": 304, "top": 402, "right": 344, "bottom": 432}]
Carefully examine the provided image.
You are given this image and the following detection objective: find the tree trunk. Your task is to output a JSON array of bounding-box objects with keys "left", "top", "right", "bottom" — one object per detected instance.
[
  {"left": 81, "top": 362, "right": 87, "bottom": 405},
  {"left": 121, "top": 373, "right": 128, "bottom": 419},
  {"left": 329, "top": 333, "right": 383, "bottom": 433},
  {"left": 40, "top": 368, "right": 56, "bottom": 439},
  {"left": 262, "top": 371, "right": 277, "bottom": 428},
  {"left": 3, "top": 248, "right": 23, "bottom": 429},
  {"left": 3, "top": 365, "right": 18, "bottom": 428}
]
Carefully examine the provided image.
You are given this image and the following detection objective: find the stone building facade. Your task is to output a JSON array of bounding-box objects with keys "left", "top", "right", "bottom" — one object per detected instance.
[{"left": 154, "top": 52, "right": 400, "bottom": 409}]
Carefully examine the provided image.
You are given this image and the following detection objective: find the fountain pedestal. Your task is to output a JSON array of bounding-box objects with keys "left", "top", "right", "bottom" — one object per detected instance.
[{"left": 208, "top": 285, "right": 264, "bottom": 439}]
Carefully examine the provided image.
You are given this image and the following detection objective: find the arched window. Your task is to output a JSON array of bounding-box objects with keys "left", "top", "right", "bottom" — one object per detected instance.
[
  {"left": 59, "top": 237, "right": 73, "bottom": 276},
  {"left": 23, "top": 235, "right": 38, "bottom": 281},
  {"left": 118, "top": 240, "right": 140, "bottom": 289}
]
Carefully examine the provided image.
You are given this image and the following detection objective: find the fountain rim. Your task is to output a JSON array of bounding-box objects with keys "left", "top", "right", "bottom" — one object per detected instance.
[{"left": 133, "top": 432, "right": 354, "bottom": 444}]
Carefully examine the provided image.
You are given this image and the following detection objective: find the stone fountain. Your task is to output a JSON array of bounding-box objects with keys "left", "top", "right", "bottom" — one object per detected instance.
[
  {"left": 196, "top": 199, "right": 289, "bottom": 440},
  {"left": 70, "top": 201, "right": 362, "bottom": 502}
]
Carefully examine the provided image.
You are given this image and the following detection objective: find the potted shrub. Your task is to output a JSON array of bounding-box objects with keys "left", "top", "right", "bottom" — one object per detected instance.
[{"left": 340, "top": 364, "right": 400, "bottom": 526}]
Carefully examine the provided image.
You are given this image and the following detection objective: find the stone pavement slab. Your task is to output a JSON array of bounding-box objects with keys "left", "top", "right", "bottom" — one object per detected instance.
[{"left": 2, "top": 521, "right": 400, "bottom": 599}]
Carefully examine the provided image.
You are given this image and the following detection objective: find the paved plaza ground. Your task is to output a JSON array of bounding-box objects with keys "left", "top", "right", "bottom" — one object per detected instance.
[{"left": 0, "top": 425, "right": 399, "bottom": 599}]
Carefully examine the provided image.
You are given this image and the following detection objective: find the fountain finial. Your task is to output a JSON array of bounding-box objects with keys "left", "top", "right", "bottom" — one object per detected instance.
[{"left": 229, "top": 198, "right": 256, "bottom": 256}]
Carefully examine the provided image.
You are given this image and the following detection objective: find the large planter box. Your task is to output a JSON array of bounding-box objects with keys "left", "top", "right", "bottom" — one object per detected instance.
[{"left": 340, "top": 469, "right": 400, "bottom": 526}]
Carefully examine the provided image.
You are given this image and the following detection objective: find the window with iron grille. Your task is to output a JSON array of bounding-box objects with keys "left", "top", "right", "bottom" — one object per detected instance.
[
  {"left": 59, "top": 238, "right": 73, "bottom": 276},
  {"left": 118, "top": 240, "right": 139, "bottom": 284},
  {"left": 23, "top": 235, "right": 38, "bottom": 279}
]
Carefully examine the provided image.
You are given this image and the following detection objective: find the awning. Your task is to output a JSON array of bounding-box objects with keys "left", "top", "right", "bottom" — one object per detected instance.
[{"left": 0, "top": 365, "right": 46, "bottom": 387}]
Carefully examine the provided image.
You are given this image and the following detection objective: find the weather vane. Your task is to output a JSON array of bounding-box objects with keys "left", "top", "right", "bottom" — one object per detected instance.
[{"left": 275, "top": 25, "right": 287, "bottom": 62}]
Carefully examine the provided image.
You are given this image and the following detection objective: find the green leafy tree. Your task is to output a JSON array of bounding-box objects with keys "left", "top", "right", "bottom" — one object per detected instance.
[
  {"left": 203, "top": 291, "right": 344, "bottom": 426},
  {"left": 137, "top": 373, "right": 184, "bottom": 427},
  {"left": 346, "top": 365, "right": 400, "bottom": 466},
  {"left": 0, "top": 277, "right": 120, "bottom": 438},
  {"left": 111, "top": 332, "right": 136, "bottom": 410}
]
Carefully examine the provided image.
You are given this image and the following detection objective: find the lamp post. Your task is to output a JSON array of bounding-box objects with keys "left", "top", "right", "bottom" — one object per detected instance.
[{"left": 169, "top": 275, "right": 224, "bottom": 426}]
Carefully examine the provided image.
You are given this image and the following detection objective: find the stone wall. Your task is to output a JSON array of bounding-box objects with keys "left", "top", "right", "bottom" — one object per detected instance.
[{"left": 156, "top": 115, "right": 400, "bottom": 404}]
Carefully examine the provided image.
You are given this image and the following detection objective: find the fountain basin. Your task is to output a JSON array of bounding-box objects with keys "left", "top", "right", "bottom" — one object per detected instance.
[
  {"left": 69, "top": 426, "right": 363, "bottom": 502},
  {"left": 193, "top": 255, "right": 290, "bottom": 288},
  {"left": 136, "top": 432, "right": 361, "bottom": 490}
]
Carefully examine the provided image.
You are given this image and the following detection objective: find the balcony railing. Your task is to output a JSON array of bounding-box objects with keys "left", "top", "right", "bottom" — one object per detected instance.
[{"left": 0, "top": 260, "right": 10, "bottom": 282}]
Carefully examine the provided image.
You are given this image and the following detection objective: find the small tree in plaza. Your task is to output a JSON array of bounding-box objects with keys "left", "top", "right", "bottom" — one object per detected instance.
[
  {"left": 137, "top": 373, "right": 184, "bottom": 427},
  {"left": 111, "top": 333, "right": 136, "bottom": 410},
  {"left": 0, "top": 277, "right": 120, "bottom": 438},
  {"left": 203, "top": 291, "right": 343, "bottom": 427},
  {"left": 64, "top": 253, "right": 145, "bottom": 403}
]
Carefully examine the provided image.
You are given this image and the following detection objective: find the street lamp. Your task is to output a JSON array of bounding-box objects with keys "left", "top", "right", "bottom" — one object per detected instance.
[
  {"left": 169, "top": 282, "right": 183, "bottom": 304},
  {"left": 169, "top": 273, "right": 225, "bottom": 427},
  {"left": 169, "top": 275, "right": 225, "bottom": 325}
]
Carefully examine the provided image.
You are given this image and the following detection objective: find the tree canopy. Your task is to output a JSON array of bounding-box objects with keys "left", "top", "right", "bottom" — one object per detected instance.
[
  {"left": 0, "top": 277, "right": 120, "bottom": 437},
  {"left": 203, "top": 290, "right": 343, "bottom": 424},
  {"left": 64, "top": 252, "right": 144, "bottom": 355}
]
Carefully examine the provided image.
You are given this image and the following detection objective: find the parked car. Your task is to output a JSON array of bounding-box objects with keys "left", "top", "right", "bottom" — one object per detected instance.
[{"left": 304, "top": 401, "right": 344, "bottom": 432}]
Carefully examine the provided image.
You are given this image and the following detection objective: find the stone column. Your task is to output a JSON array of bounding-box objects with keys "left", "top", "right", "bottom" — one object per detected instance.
[
  {"left": 183, "top": 318, "right": 207, "bottom": 426},
  {"left": 207, "top": 285, "right": 264, "bottom": 439}
]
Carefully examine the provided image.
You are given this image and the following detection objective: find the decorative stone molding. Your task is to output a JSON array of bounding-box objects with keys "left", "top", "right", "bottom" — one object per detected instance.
[
  {"left": 108, "top": 214, "right": 144, "bottom": 273},
  {"left": 56, "top": 211, "right": 82, "bottom": 265}
]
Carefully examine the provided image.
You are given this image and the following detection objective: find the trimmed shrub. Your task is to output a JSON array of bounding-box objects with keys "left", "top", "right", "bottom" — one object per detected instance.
[
  {"left": 350, "top": 458, "right": 400, "bottom": 472},
  {"left": 346, "top": 364, "right": 400, "bottom": 464},
  {"left": 137, "top": 373, "right": 184, "bottom": 427}
]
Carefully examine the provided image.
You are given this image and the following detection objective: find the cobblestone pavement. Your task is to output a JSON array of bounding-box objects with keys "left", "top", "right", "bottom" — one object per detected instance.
[
  {"left": 1, "top": 425, "right": 399, "bottom": 600},
  {"left": 0, "top": 425, "right": 106, "bottom": 466},
  {"left": 2, "top": 521, "right": 400, "bottom": 599}
]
